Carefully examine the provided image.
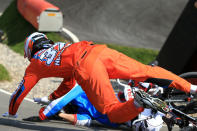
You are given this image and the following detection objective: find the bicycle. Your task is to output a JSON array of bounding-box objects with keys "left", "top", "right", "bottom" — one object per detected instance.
[
  {"left": 116, "top": 78, "right": 197, "bottom": 131},
  {"left": 32, "top": 72, "right": 197, "bottom": 131}
]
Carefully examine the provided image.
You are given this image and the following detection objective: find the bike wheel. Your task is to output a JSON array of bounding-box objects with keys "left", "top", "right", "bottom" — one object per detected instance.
[
  {"left": 179, "top": 72, "right": 197, "bottom": 85},
  {"left": 164, "top": 72, "right": 197, "bottom": 114},
  {"left": 179, "top": 72, "right": 197, "bottom": 100}
]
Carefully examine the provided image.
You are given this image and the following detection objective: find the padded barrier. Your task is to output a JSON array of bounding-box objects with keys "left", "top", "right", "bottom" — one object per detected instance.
[{"left": 17, "top": 0, "right": 63, "bottom": 32}]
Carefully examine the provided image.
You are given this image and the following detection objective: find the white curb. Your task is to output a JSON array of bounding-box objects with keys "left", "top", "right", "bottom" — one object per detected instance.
[{"left": 61, "top": 27, "right": 80, "bottom": 43}]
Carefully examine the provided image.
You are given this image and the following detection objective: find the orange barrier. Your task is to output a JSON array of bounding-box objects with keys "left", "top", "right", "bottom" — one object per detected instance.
[{"left": 17, "top": 0, "right": 63, "bottom": 32}]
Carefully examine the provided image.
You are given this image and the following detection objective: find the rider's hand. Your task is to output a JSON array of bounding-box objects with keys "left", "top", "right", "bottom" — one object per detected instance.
[
  {"left": 33, "top": 96, "right": 51, "bottom": 105},
  {"left": 2, "top": 112, "right": 18, "bottom": 118},
  {"left": 39, "top": 107, "right": 48, "bottom": 120},
  {"left": 190, "top": 85, "right": 197, "bottom": 94},
  {"left": 124, "top": 85, "right": 134, "bottom": 101}
]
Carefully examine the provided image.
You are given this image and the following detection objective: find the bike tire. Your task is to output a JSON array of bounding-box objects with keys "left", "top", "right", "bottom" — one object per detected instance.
[
  {"left": 169, "top": 72, "right": 197, "bottom": 98},
  {"left": 166, "top": 72, "right": 197, "bottom": 114},
  {"left": 179, "top": 72, "right": 197, "bottom": 99},
  {"left": 164, "top": 72, "right": 197, "bottom": 114},
  {"left": 179, "top": 72, "right": 197, "bottom": 85}
]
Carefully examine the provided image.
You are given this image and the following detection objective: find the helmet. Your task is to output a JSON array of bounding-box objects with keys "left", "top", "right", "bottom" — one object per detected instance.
[{"left": 24, "top": 32, "right": 53, "bottom": 60}]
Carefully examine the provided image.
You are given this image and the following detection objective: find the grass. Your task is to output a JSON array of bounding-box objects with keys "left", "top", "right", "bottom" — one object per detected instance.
[
  {"left": 0, "top": 64, "right": 11, "bottom": 81},
  {"left": 105, "top": 44, "right": 158, "bottom": 64},
  {"left": 0, "top": 0, "right": 158, "bottom": 80}
]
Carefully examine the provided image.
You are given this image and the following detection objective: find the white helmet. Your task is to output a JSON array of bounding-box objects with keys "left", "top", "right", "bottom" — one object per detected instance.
[{"left": 24, "top": 32, "right": 49, "bottom": 61}]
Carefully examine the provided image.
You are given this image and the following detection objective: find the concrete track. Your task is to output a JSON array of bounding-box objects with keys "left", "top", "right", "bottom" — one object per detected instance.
[
  {"left": 0, "top": 91, "right": 131, "bottom": 131},
  {"left": 47, "top": 0, "right": 187, "bottom": 50},
  {"left": 0, "top": 0, "right": 12, "bottom": 13},
  {"left": 0, "top": 90, "right": 176, "bottom": 131}
]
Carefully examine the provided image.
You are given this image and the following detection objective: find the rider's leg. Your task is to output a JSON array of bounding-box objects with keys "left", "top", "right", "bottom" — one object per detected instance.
[
  {"left": 75, "top": 58, "right": 143, "bottom": 123},
  {"left": 74, "top": 45, "right": 190, "bottom": 123},
  {"left": 99, "top": 47, "right": 191, "bottom": 93}
]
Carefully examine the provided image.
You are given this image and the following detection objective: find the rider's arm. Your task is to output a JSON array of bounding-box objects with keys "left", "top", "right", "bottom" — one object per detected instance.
[
  {"left": 49, "top": 77, "right": 76, "bottom": 100},
  {"left": 58, "top": 112, "right": 76, "bottom": 123},
  {"left": 9, "top": 68, "right": 39, "bottom": 115},
  {"left": 39, "top": 84, "right": 84, "bottom": 120},
  {"left": 58, "top": 113, "right": 92, "bottom": 126}
]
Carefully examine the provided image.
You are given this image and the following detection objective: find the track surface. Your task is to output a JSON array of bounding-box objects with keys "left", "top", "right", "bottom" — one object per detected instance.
[
  {"left": 0, "top": 91, "right": 132, "bottom": 131},
  {"left": 0, "top": 91, "right": 176, "bottom": 131},
  {"left": 47, "top": 0, "right": 187, "bottom": 50},
  {"left": 0, "top": 0, "right": 12, "bottom": 13}
]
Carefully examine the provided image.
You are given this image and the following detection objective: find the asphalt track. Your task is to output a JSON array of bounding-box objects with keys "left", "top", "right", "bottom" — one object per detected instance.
[
  {"left": 0, "top": 90, "right": 133, "bottom": 131},
  {"left": 47, "top": 0, "right": 187, "bottom": 50},
  {"left": 0, "top": 90, "right": 177, "bottom": 131}
]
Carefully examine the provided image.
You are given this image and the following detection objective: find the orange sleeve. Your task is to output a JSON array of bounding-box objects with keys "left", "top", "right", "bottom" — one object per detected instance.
[
  {"left": 49, "top": 77, "right": 76, "bottom": 100},
  {"left": 9, "top": 68, "right": 40, "bottom": 115}
]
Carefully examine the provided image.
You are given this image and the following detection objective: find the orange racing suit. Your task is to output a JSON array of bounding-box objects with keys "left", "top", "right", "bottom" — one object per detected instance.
[{"left": 9, "top": 41, "right": 191, "bottom": 123}]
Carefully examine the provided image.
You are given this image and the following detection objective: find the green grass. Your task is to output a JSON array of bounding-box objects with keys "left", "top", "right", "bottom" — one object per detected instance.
[
  {"left": 106, "top": 44, "right": 158, "bottom": 64},
  {"left": 0, "top": 0, "right": 158, "bottom": 65},
  {"left": 0, "top": 64, "right": 11, "bottom": 81}
]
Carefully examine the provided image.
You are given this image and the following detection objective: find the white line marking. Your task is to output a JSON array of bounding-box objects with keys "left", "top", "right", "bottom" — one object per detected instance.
[
  {"left": 0, "top": 88, "right": 34, "bottom": 102},
  {"left": 61, "top": 27, "right": 79, "bottom": 43}
]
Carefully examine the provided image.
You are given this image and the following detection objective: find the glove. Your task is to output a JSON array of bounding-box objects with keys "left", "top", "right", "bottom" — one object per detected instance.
[
  {"left": 2, "top": 112, "right": 18, "bottom": 118},
  {"left": 39, "top": 107, "right": 48, "bottom": 120},
  {"left": 123, "top": 85, "right": 134, "bottom": 101},
  {"left": 190, "top": 85, "right": 197, "bottom": 94},
  {"left": 33, "top": 96, "right": 51, "bottom": 105}
]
